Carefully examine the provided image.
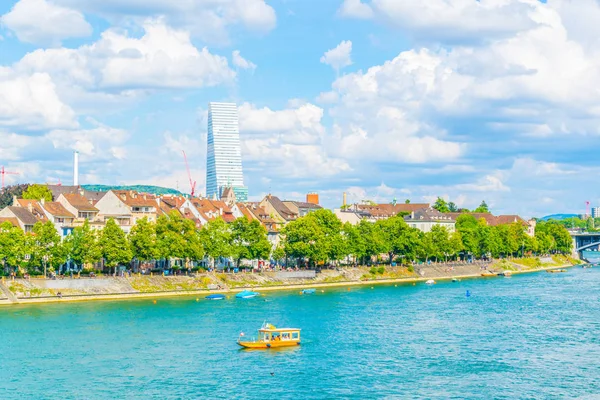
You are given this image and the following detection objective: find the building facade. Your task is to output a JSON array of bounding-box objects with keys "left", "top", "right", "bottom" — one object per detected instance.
[{"left": 206, "top": 102, "right": 248, "bottom": 202}]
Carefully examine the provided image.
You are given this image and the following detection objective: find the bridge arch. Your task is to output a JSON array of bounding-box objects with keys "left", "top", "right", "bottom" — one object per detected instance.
[{"left": 576, "top": 241, "right": 600, "bottom": 252}]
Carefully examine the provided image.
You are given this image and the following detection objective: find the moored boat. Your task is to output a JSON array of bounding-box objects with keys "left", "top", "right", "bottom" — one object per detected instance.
[
  {"left": 301, "top": 288, "right": 316, "bottom": 294},
  {"left": 205, "top": 294, "right": 225, "bottom": 300},
  {"left": 238, "top": 323, "right": 301, "bottom": 349},
  {"left": 547, "top": 269, "right": 567, "bottom": 273},
  {"left": 425, "top": 279, "right": 435, "bottom": 285},
  {"left": 236, "top": 290, "right": 260, "bottom": 299}
]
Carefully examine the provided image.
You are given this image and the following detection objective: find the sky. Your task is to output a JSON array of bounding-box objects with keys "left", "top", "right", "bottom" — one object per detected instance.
[{"left": 2, "top": 0, "right": 600, "bottom": 217}]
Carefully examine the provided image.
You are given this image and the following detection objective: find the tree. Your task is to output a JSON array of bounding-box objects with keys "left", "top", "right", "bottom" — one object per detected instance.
[
  {"left": 376, "top": 216, "right": 420, "bottom": 264},
  {"left": 31, "top": 221, "right": 66, "bottom": 275},
  {"left": 22, "top": 184, "right": 53, "bottom": 201},
  {"left": 231, "top": 218, "right": 271, "bottom": 267},
  {"left": 99, "top": 218, "right": 132, "bottom": 274},
  {"left": 129, "top": 217, "right": 158, "bottom": 263},
  {"left": 432, "top": 197, "right": 450, "bottom": 213},
  {"left": 65, "top": 220, "right": 101, "bottom": 268},
  {"left": 199, "top": 218, "right": 231, "bottom": 267},
  {"left": 0, "top": 221, "right": 29, "bottom": 273},
  {"left": 448, "top": 202, "right": 459, "bottom": 212},
  {"left": 0, "top": 184, "right": 29, "bottom": 209},
  {"left": 405, "top": 199, "right": 411, "bottom": 204},
  {"left": 474, "top": 201, "right": 490, "bottom": 213},
  {"left": 156, "top": 211, "right": 204, "bottom": 268},
  {"left": 282, "top": 215, "right": 325, "bottom": 266}
]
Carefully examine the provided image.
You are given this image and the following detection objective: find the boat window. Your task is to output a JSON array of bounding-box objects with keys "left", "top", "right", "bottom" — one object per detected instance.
[
  {"left": 263, "top": 333, "right": 270, "bottom": 341},
  {"left": 282, "top": 332, "right": 290, "bottom": 340},
  {"left": 272, "top": 332, "right": 281, "bottom": 341},
  {"left": 292, "top": 332, "right": 299, "bottom": 339}
]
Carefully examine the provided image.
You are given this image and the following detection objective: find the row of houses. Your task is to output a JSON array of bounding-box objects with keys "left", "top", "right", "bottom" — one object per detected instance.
[
  {"left": 0, "top": 184, "right": 535, "bottom": 242},
  {"left": 335, "top": 202, "right": 536, "bottom": 236},
  {"left": 0, "top": 186, "right": 324, "bottom": 246}
]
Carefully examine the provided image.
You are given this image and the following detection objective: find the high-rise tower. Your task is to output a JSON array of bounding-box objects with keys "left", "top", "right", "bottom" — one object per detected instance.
[{"left": 206, "top": 102, "right": 248, "bottom": 202}]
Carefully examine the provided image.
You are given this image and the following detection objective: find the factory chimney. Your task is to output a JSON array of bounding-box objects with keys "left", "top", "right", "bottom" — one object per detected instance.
[
  {"left": 73, "top": 151, "right": 79, "bottom": 186},
  {"left": 343, "top": 192, "right": 347, "bottom": 207}
]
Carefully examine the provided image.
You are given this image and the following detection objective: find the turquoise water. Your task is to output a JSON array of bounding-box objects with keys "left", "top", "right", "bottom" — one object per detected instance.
[{"left": 2, "top": 268, "right": 600, "bottom": 399}]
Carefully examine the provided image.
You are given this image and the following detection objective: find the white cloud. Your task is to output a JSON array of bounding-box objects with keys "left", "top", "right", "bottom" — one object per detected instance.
[
  {"left": 316, "top": 91, "right": 339, "bottom": 104},
  {"left": 343, "top": 0, "right": 537, "bottom": 43},
  {"left": 1, "top": 0, "right": 92, "bottom": 46},
  {"left": 337, "top": 0, "right": 373, "bottom": 19},
  {"left": 320, "top": 40, "right": 353, "bottom": 72},
  {"left": 14, "top": 19, "right": 235, "bottom": 97},
  {"left": 0, "top": 72, "right": 77, "bottom": 130},
  {"left": 232, "top": 50, "right": 256, "bottom": 71},
  {"left": 455, "top": 173, "right": 510, "bottom": 193},
  {"left": 53, "top": 0, "right": 276, "bottom": 44},
  {"left": 46, "top": 124, "right": 129, "bottom": 161},
  {"left": 238, "top": 103, "right": 350, "bottom": 178}
]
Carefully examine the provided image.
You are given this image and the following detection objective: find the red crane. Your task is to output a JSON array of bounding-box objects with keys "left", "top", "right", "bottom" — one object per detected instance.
[
  {"left": 182, "top": 151, "right": 196, "bottom": 197},
  {"left": 0, "top": 166, "right": 19, "bottom": 189}
]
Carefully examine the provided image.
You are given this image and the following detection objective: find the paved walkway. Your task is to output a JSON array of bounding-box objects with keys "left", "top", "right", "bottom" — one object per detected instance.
[{"left": 0, "top": 281, "right": 18, "bottom": 303}]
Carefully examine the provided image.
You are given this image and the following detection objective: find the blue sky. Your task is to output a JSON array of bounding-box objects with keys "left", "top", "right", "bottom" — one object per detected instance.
[{"left": 2, "top": 0, "right": 600, "bottom": 217}]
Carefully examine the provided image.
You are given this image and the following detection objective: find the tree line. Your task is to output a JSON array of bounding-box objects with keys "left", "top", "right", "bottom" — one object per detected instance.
[
  {"left": 0, "top": 210, "right": 271, "bottom": 276},
  {"left": 280, "top": 210, "right": 573, "bottom": 267},
  {"left": 0, "top": 208, "right": 573, "bottom": 276}
]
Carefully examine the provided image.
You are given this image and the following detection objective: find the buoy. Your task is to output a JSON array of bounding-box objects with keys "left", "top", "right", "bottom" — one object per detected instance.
[
  {"left": 395, "top": 285, "right": 397, "bottom": 287},
  {"left": 347, "top": 288, "right": 351, "bottom": 291},
  {"left": 412, "top": 283, "right": 415, "bottom": 286},
  {"left": 299, "top": 291, "right": 303, "bottom": 295},
  {"left": 466, "top": 290, "right": 471, "bottom": 298},
  {"left": 371, "top": 287, "right": 374, "bottom": 289},
  {"left": 321, "top": 290, "right": 324, "bottom": 293},
  {"left": 153, "top": 300, "right": 157, "bottom": 304},
  {"left": 196, "top": 298, "right": 199, "bottom": 302}
]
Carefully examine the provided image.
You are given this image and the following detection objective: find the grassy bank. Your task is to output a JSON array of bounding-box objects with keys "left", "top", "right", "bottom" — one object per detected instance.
[{"left": 0, "top": 257, "right": 580, "bottom": 306}]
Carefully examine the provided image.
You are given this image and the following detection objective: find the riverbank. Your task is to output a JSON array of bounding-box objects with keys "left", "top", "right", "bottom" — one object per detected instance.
[{"left": 0, "top": 256, "right": 580, "bottom": 306}]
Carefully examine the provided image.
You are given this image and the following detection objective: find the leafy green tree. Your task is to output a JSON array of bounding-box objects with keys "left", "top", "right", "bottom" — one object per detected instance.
[
  {"left": 376, "top": 216, "right": 420, "bottom": 264},
  {"left": 272, "top": 245, "right": 285, "bottom": 262},
  {"left": 99, "top": 218, "right": 132, "bottom": 274},
  {"left": 0, "top": 184, "right": 29, "bottom": 209},
  {"left": 129, "top": 217, "right": 158, "bottom": 263},
  {"left": 474, "top": 201, "right": 490, "bottom": 213},
  {"left": 282, "top": 215, "right": 325, "bottom": 266},
  {"left": 448, "top": 202, "right": 459, "bottom": 212},
  {"left": 199, "top": 218, "right": 231, "bottom": 267},
  {"left": 432, "top": 197, "right": 450, "bottom": 213},
  {"left": 405, "top": 199, "right": 411, "bottom": 204},
  {"left": 156, "top": 211, "right": 204, "bottom": 268},
  {"left": 65, "top": 220, "right": 101, "bottom": 268},
  {"left": 448, "top": 231, "right": 464, "bottom": 260},
  {"left": 231, "top": 217, "right": 271, "bottom": 267},
  {"left": 22, "top": 184, "right": 53, "bottom": 201},
  {"left": 0, "top": 221, "right": 29, "bottom": 272},
  {"left": 456, "top": 214, "right": 478, "bottom": 230},
  {"left": 30, "top": 221, "right": 67, "bottom": 275}
]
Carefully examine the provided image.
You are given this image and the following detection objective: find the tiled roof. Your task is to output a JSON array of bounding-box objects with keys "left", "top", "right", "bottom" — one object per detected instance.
[
  {"left": 286, "top": 201, "right": 322, "bottom": 210},
  {"left": 62, "top": 193, "right": 99, "bottom": 211},
  {"left": 17, "top": 199, "right": 47, "bottom": 220},
  {"left": 113, "top": 191, "right": 157, "bottom": 208},
  {"left": 444, "top": 213, "right": 526, "bottom": 226},
  {"left": 265, "top": 195, "right": 296, "bottom": 220},
  {"left": 405, "top": 208, "right": 455, "bottom": 223},
  {"left": 7, "top": 206, "right": 39, "bottom": 225},
  {"left": 0, "top": 217, "right": 19, "bottom": 228},
  {"left": 43, "top": 202, "right": 75, "bottom": 218},
  {"left": 357, "top": 203, "right": 429, "bottom": 217}
]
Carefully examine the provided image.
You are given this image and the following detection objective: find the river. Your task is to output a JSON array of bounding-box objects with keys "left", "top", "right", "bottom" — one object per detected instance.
[{"left": 1, "top": 267, "right": 599, "bottom": 399}]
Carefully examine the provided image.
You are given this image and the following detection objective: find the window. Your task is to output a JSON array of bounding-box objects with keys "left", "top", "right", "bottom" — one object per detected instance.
[
  {"left": 56, "top": 218, "right": 64, "bottom": 223},
  {"left": 292, "top": 332, "right": 299, "bottom": 339}
]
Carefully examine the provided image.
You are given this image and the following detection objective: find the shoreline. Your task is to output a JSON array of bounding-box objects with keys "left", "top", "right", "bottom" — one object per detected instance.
[{"left": 0, "top": 263, "right": 576, "bottom": 306}]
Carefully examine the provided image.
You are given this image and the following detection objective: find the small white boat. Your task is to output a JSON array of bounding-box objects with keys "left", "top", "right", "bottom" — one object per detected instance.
[
  {"left": 236, "top": 290, "right": 260, "bottom": 299},
  {"left": 425, "top": 279, "right": 435, "bottom": 285}
]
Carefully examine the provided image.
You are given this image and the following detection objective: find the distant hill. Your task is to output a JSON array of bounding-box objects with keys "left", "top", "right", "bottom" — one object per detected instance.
[
  {"left": 81, "top": 185, "right": 182, "bottom": 196},
  {"left": 539, "top": 214, "right": 579, "bottom": 221}
]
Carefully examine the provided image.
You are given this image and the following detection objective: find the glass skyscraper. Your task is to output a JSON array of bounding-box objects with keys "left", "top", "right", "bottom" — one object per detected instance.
[{"left": 206, "top": 102, "right": 248, "bottom": 202}]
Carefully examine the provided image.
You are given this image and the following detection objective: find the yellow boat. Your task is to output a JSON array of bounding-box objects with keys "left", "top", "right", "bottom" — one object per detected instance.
[{"left": 237, "top": 323, "right": 301, "bottom": 349}]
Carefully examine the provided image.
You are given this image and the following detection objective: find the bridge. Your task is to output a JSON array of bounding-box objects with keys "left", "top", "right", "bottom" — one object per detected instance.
[{"left": 571, "top": 232, "right": 600, "bottom": 260}]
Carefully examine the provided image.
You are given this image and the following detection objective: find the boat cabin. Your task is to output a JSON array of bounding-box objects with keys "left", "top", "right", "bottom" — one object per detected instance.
[{"left": 258, "top": 327, "right": 301, "bottom": 343}]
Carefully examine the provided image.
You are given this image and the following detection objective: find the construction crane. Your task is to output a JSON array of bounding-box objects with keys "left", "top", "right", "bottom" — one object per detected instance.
[
  {"left": 0, "top": 166, "right": 19, "bottom": 189},
  {"left": 182, "top": 150, "right": 196, "bottom": 197}
]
